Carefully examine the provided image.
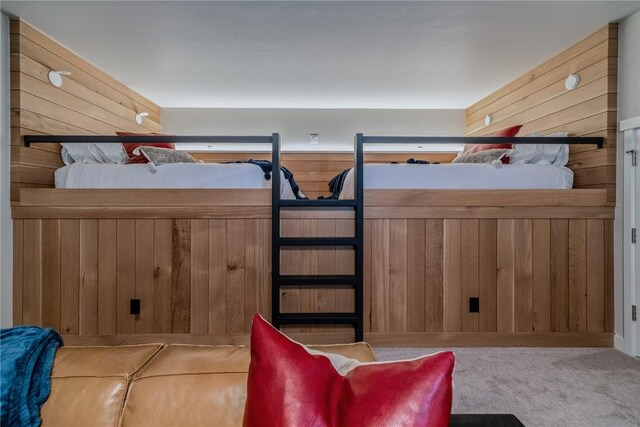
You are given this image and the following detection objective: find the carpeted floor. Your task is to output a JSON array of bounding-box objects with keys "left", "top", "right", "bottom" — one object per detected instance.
[{"left": 375, "top": 348, "right": 640, "bottom": 427}]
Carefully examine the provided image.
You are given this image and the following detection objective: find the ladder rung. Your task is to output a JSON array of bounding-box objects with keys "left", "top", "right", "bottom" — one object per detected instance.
[
  {"left": 276, "top": 313, "right": 359, "bottom": 325},
  {"left": 279, "top": 199, "right": 357, "bottom": 207},
  {"left": 278, "top": 237, "right": 358, "bottom": 246},
  {"left": 275, "top": 275, "right": 357, "bottom": 286}
]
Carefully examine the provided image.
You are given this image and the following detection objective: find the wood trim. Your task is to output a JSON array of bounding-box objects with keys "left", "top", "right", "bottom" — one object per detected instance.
[
  {"left": 19, "top": 189, "right": 270, "bottom": 207},
  {"left": 364, "top": 189, "right": 607, "bottom": 207}
]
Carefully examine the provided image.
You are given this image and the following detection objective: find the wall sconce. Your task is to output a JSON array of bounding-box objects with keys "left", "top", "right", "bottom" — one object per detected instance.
[
  {"left": 135, "top": 112, "right": 149, "bottom": 125},
  {"left": 565, "top": 74, "right": 580, "bottom": 90},
  {"left": 48, "top": 70, "right": 71, "bottom": 87},
  {"left": 484, "top": 115, "right": 493, "bottom": 126}
]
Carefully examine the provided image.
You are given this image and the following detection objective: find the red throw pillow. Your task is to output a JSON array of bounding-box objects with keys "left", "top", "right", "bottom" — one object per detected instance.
[
  {"left": 116, "top": 132, "right": 175, "bottom": 164},
  {"left": 463, "top": 125, "right": 523, "bottom": 154},
  {"left": 244, "top": 314, "right": 455, "bottom": 427}
]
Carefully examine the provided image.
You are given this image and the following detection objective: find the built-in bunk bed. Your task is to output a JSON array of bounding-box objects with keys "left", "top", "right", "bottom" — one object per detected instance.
[
  {"left": 11, "top": 20, "right": 617, "bottom": 347},
  {"left": 13, "top": 130, "right": 613, "bottom": 347}
]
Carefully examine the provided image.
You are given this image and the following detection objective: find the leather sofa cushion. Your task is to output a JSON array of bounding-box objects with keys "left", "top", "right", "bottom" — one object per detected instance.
[
  {"left": 120, "top": 343, "right": 376, "bottom": 427},
  {"left": 40, "top": 344, "right": 163, "bottom": 427}
]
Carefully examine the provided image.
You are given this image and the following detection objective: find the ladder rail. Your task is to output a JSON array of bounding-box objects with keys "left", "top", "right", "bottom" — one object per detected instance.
[{"left": 271, "top": 133, "right": 365, "bottom": 342}]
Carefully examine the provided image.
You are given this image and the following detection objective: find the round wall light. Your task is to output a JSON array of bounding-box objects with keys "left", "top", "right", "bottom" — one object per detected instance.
[
  {"left": 48, "top": 70, "right": 71, "bottom": 87},
  {"left": 484, "top": 115, "right": 493, "bottom": 126},
  {"left": 135, "top": 112, "right": 149, "bottom": 125},
  {"left": 565, "top": 74, "right": 580, "bottom": 90}
]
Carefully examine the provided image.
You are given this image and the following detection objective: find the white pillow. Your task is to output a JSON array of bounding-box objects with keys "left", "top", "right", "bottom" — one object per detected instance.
[
  {"left": 509, "top": 132, "right": 569, "bottom": 166},
  {"left": 61, "top": 143, "right": 128, "bottom": 165}
]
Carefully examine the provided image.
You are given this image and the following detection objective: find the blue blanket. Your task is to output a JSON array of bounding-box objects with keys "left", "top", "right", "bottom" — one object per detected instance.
[{"left": 1, "top": 326, "right": 63, "bottom": 427}]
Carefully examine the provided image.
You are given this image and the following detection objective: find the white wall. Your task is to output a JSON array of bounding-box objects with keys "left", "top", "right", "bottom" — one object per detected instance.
[
  {"left": 0, "top": 13, "right": 12, "bottom": 327},
  {"left": 615, "top": 10, "right": 640, "bottom": 351},
  {"left": 162, "top": 108, "right": 466, "bottom": 152}
]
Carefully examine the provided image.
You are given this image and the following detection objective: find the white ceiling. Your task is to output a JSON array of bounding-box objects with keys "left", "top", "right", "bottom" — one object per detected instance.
[{"left": 2, "top": 1, "right": 638, "bottom": 109}]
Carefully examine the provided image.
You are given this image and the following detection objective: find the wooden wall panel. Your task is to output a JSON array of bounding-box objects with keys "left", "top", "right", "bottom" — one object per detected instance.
[
  {"left": 191, "top": 152, "right": 457, "bottom": 199},
  {"left": 465, "top": 24, "right": 618, "bottom": 203},
  {"left": 15, "top": 215, "right": 613, "bottom": 345},
  {"left": 10, "top": 19, "right": 161, "bottom": 201}
]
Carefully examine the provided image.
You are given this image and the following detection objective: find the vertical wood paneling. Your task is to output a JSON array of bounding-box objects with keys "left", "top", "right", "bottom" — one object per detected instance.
[
  {"left": 316, "top": 220, "right": 337, "bottom": 318},
  {"left": 171, "top": 219, "right": 191, "bottom": 333},
  {"left": 60, "top": 220, "right": 79, "bottom": 334},
  {"left": 550, "top": 219, "right": 569, "bottom": 332},
  {"left": 407, "top": 219, "right": 426, "bottom": 332},
  {"left": 12, "top": 220, "right": 24, "bottom": 325},
  {"left": 41, "top": 219, "right": 60, "bottom": 330},
  {"left": 460, "top": 219, "right": 479, "bottom": 332},
  {"left": 388, "top": 219, "right": 408, "bottom": 332},
  {"left": 134, "top": 220, "right": 154, "bottom": 333},
  {"left": 568, "top": 220, "right": 587, "bottom": 332},
  {"left": 370, "top": 219, "right": 389, "bottom": 332},
  {"left": 190, "top": 219, "right": 210, "bottom": 334},
  {"left": 424, "top": 219, "right": 444, "bottom": 332},
  {"left": 79, "top": 220, "right": 98, "bottom": 335},
  {"left": 443, "top": 219, "right": 461, "bottom": 332},
  {"left": 209, "top": 219, "right": 227, "bottom": 334},
  {"left": 20, "top": 215, "right": 613, "bottom": 343},
  {"left": 478, "top": 219, "right": 497, "bottom": 332},
  {"left": 258, "top": 219, "right": 272, "bottom": 322},
  {"left": 496, "top": 220, "right": 515, "bottom": 332},
  {"left": 116, "top": 220, "right": 135, "bottom": 334},
  {"left": 153, "top": 219, "right": 172, "bottom": 333},
  {"left": 514, "top": 220, "right": 533, "bottom": 332},
  {"left": 363, "top": 220, "right": 373, "bottom": 332},
  {"left": 532, "top": 220, "right": 551, "bottom": 332},
  {"left": 244, "top": 219, "right": 261, "bottom": 332},
  {"left": 226, "top": 219, "right": 245, "bottom": 333},
  {"left": 97, "top": 220, "right": 116, "bottom": 335},
  {"left": 335, "top": 219, "right": 355, "bottom": 329},
  {"left": 298, "top": 220, "right": 318, "bottom": 332},
  {"left": 586, "top": 219, "right": 605, "bottom": 332},
  {"left": 22, "top": 219, "right": 42, "bottom": 325}
]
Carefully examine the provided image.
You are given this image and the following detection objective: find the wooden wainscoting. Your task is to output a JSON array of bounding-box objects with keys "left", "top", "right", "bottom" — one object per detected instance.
[
  {"left": 466, "top": 24, "right": 618, "bottom": 203},
  {"left": 10, "top": 19, "right": 162, "bottom": 201},
  {"left": 13, "top": 201, "right": 613, "bottom": 346}
]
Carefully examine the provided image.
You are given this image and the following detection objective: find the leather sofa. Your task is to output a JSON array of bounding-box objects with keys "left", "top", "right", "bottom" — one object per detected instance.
[{"left": 40, "top": 342, "right": 377, "bottom": 427}]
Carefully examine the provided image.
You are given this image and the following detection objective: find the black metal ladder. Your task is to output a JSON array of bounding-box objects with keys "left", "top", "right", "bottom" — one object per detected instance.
[{"left": 271, "top": 134, "right": 365, "bottom": 342}]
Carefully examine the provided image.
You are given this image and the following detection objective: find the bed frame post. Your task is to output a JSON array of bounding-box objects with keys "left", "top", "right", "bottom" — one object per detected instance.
[
  {"left": 354, "top": 133, "right": 365, "bottom": 342},
  {"left": 271, "top": 133, "right": 281, "bottom": 329}
]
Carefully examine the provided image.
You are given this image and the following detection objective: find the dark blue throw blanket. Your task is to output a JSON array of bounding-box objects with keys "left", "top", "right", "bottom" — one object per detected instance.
[
  {"left": 224, "top": 160, "right": 306, "bottom": 199},
  {"left": 1, "top": 326, "right": 63, "bottom": 427}
]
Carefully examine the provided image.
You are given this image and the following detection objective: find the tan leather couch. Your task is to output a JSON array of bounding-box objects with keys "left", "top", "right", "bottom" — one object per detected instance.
[{"left": 41, "top": 342, "right": 377, "bottom": 427}]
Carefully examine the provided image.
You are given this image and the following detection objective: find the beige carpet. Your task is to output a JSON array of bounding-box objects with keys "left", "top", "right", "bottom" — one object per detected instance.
[{"left": 374, "top": 347, "right": 640, "bottom": 427}]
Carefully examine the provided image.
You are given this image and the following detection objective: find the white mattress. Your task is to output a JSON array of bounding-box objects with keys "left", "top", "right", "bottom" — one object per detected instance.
[
  {"left": 55, "top": 163, "right": 298, "bottom": 199},
  {"left": 338, "top": 163, "right": 573, "bottom": 199}
]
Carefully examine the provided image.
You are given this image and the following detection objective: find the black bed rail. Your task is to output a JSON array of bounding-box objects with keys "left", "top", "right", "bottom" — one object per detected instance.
[
  {"left": 359, "top": 135, "right": 603, "bottom": 148},
  {"left": 23, "top": 134, "right": 277, "bottom": 147}
]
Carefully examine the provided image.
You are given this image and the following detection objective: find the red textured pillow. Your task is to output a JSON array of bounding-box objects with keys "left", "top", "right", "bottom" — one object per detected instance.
[
  {"left": 244, "top": 315, "right": 455, "bottom": 427},
  {"left": 116, "top": 132, "right": 175, "bottom": 164},
  {"left": 463, "top": 125, "right": 523, "bottom": 154}
]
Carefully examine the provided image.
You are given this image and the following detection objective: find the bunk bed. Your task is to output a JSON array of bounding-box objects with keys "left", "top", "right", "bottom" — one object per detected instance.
[{"left": 12, "top": 132, "right": 613, "bottom": 346}]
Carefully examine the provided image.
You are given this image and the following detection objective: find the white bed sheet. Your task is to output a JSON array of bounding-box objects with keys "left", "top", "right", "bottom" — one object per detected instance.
[
  {"left": 338, "top": 163, "right": 573, "bottom": 199},
  {"left": 55, "top": 163, "right": 298, "bottom": 199}
]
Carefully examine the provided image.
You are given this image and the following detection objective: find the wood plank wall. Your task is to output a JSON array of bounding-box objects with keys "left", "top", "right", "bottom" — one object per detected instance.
[
  {"left": 466, "top": 24, "right": 618, "bottom": 203},
  {"left": 190, "top": 152, "right": 457, "bottom": 199},
  {"left": 13, "top": 216, "right": 613, "bottom": 345},
  {"left": 10, "top": 19, "right": 162, "bottom": 202}
]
